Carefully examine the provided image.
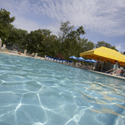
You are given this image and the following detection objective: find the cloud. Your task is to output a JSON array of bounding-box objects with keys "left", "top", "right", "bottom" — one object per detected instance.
[
  {"left": 37, "top": 0, "right": 125, "bottom": 36},
  {"left": 12, "top": 17, "right": 40, "bottom": 32},
  {"left": 115, "top": 43, "right": 125, "bottom": 52},
  {"left": 13, "top": 16, "right": 60, "bottom": 35},
  {"left": 0, "top": 0, "right": 60, "bottom": 34},
  {"left": 0, "top": 0, "right": 125, "bottom": 37}
]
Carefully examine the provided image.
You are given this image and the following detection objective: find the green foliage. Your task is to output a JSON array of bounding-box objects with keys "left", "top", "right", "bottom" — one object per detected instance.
[
  {"left": 44, "top": 35, "right": 60, "bottom": 57},
  {"left": 0, "top": 8, "right": 15, "bottom": 41},
  {"left": 58, "top": 21, "right": 74, "bottom": 42},
  {"left": 26, "top": 29, "right": 45, "bottom": 53},
  {"left": 1, "top": 9, "right": 119, "bottom": 58},
  {"left": 95, "top": 41, "right": 118, "bottom": 51},
  {"left": 95, "top": 41, "right": 111, "bottom": 48},
  {"left": 8, "top": 28, "right": 28, "bottom": 47},
  {"left": 111, "top": 46, "right": 118, "bottom": 51},
  {"left": 122, "top": 51, "right": 125, "bottom": 54},
  {"left": 60, "top": 26, "right": 91, "bottom": 59}
]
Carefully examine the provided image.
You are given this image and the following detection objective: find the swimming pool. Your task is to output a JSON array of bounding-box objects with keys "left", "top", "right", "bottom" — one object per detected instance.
[{"left": 0, "top": 53, "right": 125, "bottom": 125}]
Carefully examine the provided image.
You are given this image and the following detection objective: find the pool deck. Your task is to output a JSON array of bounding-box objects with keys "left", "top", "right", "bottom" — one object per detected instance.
[
  {"left": 0, "top": 50, "right": 44, "bottom": 59},
  {"left": 0, "top": 50, "right": 125, "bottom": 81},
  {"left": 87, "top": 69, "right": 125, "bottom": 80},
  {"left": 64, "top": 62, "right": 125, "bottom": 80}
]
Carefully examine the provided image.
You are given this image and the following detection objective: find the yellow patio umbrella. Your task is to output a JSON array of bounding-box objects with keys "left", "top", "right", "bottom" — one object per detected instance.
[{"left": 80, "top": 46, "right": 125, "bottom": 65}]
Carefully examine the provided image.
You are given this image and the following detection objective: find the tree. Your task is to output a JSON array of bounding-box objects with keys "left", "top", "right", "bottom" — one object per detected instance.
[
  {"left": 95, "top": 41, "right": 118, "bottom": 51},
  {"left": 76, "top": 38, "right": 94, "bottom": 57},
  {"left": 26, "top": 29, "right": 44, "bottom": 53},
  {"left": 111, "top": 46, "right": 118, "bottom": 51},
  {"left": 40, "top": 29, "right": 52, "bottom": 55},
  {"left": 121, "top": 51, "right": 125, "bottom": 55},
  {"left": 26, "top": 29, "right": 53, "bottom": 55},
  {"left": 0, "top": 8, "right": 15, "bottom": 41},
  {"left": 61, "top": 26, "right": 86, "bottom": 59},
  {"left": 95, "top": 41, "right": 111, "bottom": 48},
  {"left": 58, "top": 21, "right": 74, "bottom": 42},
  {"left": 83, "top": 40, "right": 94, "bottom": 51},
  {"left": 44, "top": 35, "right": 60, "bottom": 57},
  {"left": 8, "top": 28, "right": 28, "bottom": 47}
]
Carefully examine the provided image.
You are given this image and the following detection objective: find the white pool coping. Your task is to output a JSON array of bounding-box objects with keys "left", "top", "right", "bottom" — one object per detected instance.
[{"left": 87, "top": 69, "right": 125, "bottom": 80}]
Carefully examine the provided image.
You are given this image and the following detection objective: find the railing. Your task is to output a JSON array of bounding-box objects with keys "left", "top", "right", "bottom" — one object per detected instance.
[
  {"left": 105, "top": 68, "right": 120, "bottom": 76},
  {"left": 105, "top": 68, "right": 114, "bottom": 73}
]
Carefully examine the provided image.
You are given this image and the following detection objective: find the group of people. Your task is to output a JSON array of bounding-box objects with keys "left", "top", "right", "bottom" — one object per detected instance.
[
  {"left": 95, "top": 60, "right": 125, "bottom": 77},
  {"left": 95, "top": 61, "right": 108, "bottom": 72}
]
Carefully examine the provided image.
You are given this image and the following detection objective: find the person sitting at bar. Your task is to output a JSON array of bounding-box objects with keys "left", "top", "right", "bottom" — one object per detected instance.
[{"left": 113, "top": 61, "right": 118, "bottom": 74}]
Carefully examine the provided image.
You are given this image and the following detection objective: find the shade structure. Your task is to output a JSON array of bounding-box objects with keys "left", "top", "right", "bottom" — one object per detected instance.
[
  {"left": 85, "top": 59, "right": 91, "bottom": 62},
  {"left": 76, "top": 57, "right": 85, "bottom": 61},
  {"left": 80, "top": 46, "right": 125, "bottom": 65},
  {"left": 69, "top": 56, "right": 77, "bottom": 59},
  {"left": 91, "top": 59, "right": 97, "bottom": 63},
  {"left": 85, "top": 59, "right": 96, "bottom": 63}
]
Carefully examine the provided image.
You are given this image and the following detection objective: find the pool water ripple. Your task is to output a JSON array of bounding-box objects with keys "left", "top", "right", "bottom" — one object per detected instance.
[{"left": 0, "top": 53, "right": 125, "bottom": 125}]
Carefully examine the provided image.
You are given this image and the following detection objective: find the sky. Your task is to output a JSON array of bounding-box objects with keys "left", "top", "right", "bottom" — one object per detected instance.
[{"left": 0, "top": 0, "right": 125, "bottom": 52}]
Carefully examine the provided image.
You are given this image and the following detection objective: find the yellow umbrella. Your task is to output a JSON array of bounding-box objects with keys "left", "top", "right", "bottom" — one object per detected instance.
[{"left": 80, "top": 46, "right": 125, "bottom": 65}]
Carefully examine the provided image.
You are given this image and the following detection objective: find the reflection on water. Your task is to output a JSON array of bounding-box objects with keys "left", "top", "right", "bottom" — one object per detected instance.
[{"left": 0, "top": 53, "right": 125, "bottom": 125}]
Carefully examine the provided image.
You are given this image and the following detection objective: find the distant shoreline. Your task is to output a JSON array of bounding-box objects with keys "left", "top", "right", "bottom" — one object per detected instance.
[
  {"left": 0, "top": 50, "right": 125, "bottom": 81},
  {"left": 0, "top": 50, "right": 45, "bottom": 60}
]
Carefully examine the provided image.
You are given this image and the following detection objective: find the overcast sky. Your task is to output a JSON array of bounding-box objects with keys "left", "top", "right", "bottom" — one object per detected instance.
[{"left": 0, "top": 0, "right": 125, "bottom": 52}]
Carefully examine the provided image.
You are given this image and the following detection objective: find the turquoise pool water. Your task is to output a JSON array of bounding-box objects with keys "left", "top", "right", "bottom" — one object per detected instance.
[{"left": 0, "top": 53, "right": 125, "bottom": 125}]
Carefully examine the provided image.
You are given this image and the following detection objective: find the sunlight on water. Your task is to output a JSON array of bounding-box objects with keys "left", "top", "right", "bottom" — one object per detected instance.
[{"left": 0, "top": 53, "right": 125, "bottom": 125}]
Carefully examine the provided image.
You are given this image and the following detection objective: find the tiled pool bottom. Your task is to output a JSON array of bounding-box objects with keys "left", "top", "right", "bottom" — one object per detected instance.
[{"left": 0, "top": 53, "right": 125, "bottom": 125}]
